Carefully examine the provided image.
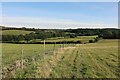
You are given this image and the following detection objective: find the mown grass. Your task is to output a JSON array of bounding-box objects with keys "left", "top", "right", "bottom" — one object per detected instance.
[{"left": 2, "top": 30, "right": 33, "bottom": 35}]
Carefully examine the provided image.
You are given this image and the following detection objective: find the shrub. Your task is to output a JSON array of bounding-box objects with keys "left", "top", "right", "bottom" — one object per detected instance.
[
  {"left": 76, "top": 40, "right": 82, "bottom": 44},
  {"left": 89, "top": 39, "right": 95, "bottom": 43},
  {"left": 94, "top": 38, "right": 98, "bottom": 42}
]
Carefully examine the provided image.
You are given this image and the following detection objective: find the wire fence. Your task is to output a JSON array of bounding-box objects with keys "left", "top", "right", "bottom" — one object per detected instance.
[{"left": 2, "top": 40, "right": 80, "bottom": 78}]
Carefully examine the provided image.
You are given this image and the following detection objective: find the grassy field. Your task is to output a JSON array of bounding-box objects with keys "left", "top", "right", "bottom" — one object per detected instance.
[
  {"left": 26, "top": 39, "right": 118, "bottom": 78},
  {"left": 2, "top": 39, "right": 119, "bottom": 78},
  {"left": 44, "top": 39, "right": 118, "bottom": 78},
  {"left": 2, "top": 43, "right": 62, "bottom": 67},
  {"left": 2, "top": 30, "right": 33, "bottom": 35},
  {"left": 3, "top": 36, "right": 96, "bottom": 67},
  {"left": 35, "top": 35, "right": 98, "bottom": 43}
]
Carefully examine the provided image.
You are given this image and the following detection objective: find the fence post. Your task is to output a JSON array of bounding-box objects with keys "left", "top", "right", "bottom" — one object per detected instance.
[
  {"left": 66, "top": 41, "right": 67, "bottom": 47},
  {"left": 32, "top": 57, "right": 36, "bottom": 70},
  {"left": 0, "top": 28, "right": 1, "bottom": 78},
  {"left": 64, "top": 41, "right": 66, "bottom": 47},
  {"left": 60, "top": 41, "right": 61, "bottom": 49},
  {"left": 44, "top": 40, "right": 45, "bottom": 55},
  {"left": 21, "top": 44, "right": 23, "bottom": 70},
  {"left": 63, "top": 41, "right": 64, "bottom": 49},
  {"left": 54, "top": 42, "right": 56, "bottom": 51}
]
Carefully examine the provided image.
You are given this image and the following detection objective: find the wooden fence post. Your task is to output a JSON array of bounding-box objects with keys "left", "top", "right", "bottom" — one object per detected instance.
[
  {"left": 32, "top": 57, "right": 35, "bottom": 70},
  {"left": 0, "top": 42, "right": 2, "bottom": 79},
  {"left": 60, "top": 41, "right": 61, "bottom": 49},
  {"left": 64, "top": 41, "right": 66, "bottom": 47},
  {"left": 53, "top": 42, "right": 56, "bottom": 51},
  {"left": 21, "top": 45, "right": 23, "bottom": 70},
  {"left": 63, "top": 42, "right": 64, "bottom": 49},
  {"left": 44, "top": 40, "right": 45, "bottom": 56},
  {"left": 66, "top": 41, "right": 67, "bottom": 47},
  {"left": 61, "top": 41, "right": 63, "bottom": 49}
]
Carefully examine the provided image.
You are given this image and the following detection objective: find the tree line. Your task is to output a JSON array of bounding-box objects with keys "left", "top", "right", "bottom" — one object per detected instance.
[
  {"left": 2, "top": 28, "right": 120, "bottom": 43},
  {"left": 65, "top": 28, "right": 120, "bottom": 39},
  {"left": 2, "top": 30, "right": 65, "bottom": 42}
]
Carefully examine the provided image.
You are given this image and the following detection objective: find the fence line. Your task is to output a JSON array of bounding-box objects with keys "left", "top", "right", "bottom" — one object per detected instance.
[
  {"left": 21, "top": 44, "right": 23, "bottom": 70},
  {"left": 3, "top": 40, "right": 79, "bottom": 78}
]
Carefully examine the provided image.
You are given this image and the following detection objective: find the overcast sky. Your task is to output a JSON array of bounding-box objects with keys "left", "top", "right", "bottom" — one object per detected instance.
[{"left": 1, "top": 2, "right": 118, "bottom": 29}]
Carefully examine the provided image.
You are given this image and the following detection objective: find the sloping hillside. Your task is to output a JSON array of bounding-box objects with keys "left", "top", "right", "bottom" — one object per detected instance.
[{"left": 2, "top": 30, "right": 34, "bottom": 35}]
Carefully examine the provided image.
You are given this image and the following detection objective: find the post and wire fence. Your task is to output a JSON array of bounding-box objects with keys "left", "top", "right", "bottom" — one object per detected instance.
[
  {"left": 21, "top": 44, "right": 24, "bottom": 70},
  {"left": 2, "top": 39, "right": 80, "bottom": 78},
  {"left": 27, "top": 40, "right": 79, "bottom": 63}
]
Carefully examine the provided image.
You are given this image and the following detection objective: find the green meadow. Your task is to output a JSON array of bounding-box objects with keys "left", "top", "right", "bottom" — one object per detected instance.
[
  {"left": 2, "top": 30, "right": 33, "bottom": 35},
  {"left": 2, "top": 39, "right": 119, "bottom": 78}
]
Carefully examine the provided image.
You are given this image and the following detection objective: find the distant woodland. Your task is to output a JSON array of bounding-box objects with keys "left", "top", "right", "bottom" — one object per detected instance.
[{"left": 1, "top": 26, "right": 120, "bottom": 43}]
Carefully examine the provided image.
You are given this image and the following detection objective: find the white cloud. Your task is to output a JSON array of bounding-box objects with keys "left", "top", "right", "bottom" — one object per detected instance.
[{"left": 2, "top": 16, "right": 117, "bottom": 29}]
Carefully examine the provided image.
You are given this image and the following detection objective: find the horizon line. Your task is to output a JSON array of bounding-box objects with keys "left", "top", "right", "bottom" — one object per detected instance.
[{"left": 0, "top": 25, "right": 119, "bottom": 29}]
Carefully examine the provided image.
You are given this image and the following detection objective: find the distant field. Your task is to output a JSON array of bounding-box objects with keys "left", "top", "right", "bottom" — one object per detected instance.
[
  {"left": 36, "top": 35, "right": 98, "bottom": 43},
  {"left": 2, "top": 30, "right": 33, "bottom": 35},
  {"left": 2, "top": 39, "right": 119, "bottom": 78}
]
